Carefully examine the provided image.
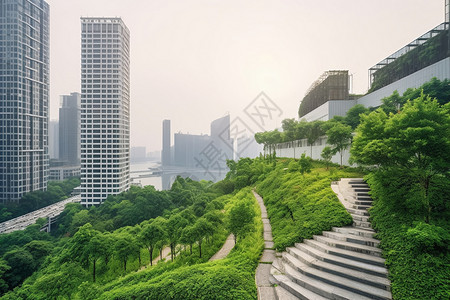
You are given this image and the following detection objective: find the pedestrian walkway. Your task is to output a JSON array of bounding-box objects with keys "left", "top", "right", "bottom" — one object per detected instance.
[
  {"left": 253, "top": 190, "right": 277, "bottom": 300},
  {"left": 209, "top": 234, "right": 235, "bottom": 261}
]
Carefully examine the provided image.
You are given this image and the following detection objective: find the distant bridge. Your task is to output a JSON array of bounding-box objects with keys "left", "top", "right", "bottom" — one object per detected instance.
[{"left": 0, "top": 195, "right": 81, "bottom": 234}]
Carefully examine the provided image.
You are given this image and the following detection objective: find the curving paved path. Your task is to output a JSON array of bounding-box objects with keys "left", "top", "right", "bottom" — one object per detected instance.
[
  {"left": 253, "top": 190, "right": 277, "bottom": 300},
  {"left": 209, "top": 234, "right": 235, "bottom": 261}
]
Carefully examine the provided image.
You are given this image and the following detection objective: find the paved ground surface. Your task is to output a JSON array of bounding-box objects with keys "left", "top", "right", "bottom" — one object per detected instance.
[
  {"left": 0, "top": 195, "right": 81, "bottom": 234},
  {"left": 253, "top": 190, "right": 277, "bottom": 300},
  {"left": 209, "top": 234, "right": 235, "bottom": 261}
]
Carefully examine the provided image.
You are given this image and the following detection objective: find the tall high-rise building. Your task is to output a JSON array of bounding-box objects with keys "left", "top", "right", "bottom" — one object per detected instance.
[
  {"left": 59, "top": 92, "right": 80, "bottom": 165},
  {"left": 0, "top": 0, "right": 50, "bottom": 203},
  {"left": 162, "top": 119, "right": 171, "bottom": 166},
  {"left": 49, "top": 120, "right": 59, "bottom": 159},
  {"left": 80, "top": 17, "right": 130, "bottom": 206}
]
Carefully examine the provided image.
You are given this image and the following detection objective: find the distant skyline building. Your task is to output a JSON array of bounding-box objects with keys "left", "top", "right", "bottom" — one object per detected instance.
[
  {"left": 130, "top": 146, "right": 146, "bottom": 162},
  {"left": 80, "top": 17, "right": 131, "bottom": 206},
  {"left": 49, "top": 120, "right": 59, "bottom": 159},
  {"left": 59, "top": 92, "right": 80, "bottom": 165},
  {"left": 0, "top": 0, "right": 50, "bottom": 203},
  {"left": 162, "top": 119, "right": 171, "bottom": 166},
  {"left": 172, "top": 115, "right": 235, "bottom": 170},
  {"left": 210, "top": 115, "right": 233, "bottom": 168},
  {"left": 174, "top": 133, "right": 211, "bottom": 168}
]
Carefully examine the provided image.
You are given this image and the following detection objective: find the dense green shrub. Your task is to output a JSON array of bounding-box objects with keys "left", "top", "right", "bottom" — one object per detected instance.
[
  {"left": 367, "top": 171, "right": 450, "bottom": 300},
  {"left": 256, "top": 160, "right": 363, "bottom": 250}
]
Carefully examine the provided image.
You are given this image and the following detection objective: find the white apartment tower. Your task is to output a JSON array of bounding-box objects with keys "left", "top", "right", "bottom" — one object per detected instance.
[{"left": 80, "top": 17, "right": 130, "bottom": 206}]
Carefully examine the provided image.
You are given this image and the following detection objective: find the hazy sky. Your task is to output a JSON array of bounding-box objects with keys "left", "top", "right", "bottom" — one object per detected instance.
[{"left": 45, "top": 0, "right": 445, "bottom": 152}]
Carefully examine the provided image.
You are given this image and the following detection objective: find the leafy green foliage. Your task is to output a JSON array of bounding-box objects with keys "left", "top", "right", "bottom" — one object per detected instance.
[
  {"left": 321, "top": 146, "right": 333, "bottom": 170},
  {"left": 256, "top": 160, "right": 362, "bottom": 250},
  {"left": 352, "top": 94, "right": 450, "bottom": 222},
  {"left": 298, "top": 153, "right": 312, "bottom": 175},
  {"left": 93, "top": 188, "right": 263, "bottom": 300},
  {"left": 325, "top": 123, "right": 352, "bottom": 166},
  {"left": 227, "top": 195, "right": 256, "bottom": 244},
  {"left": 366, "top": 171, "right": 450, "bottom": 300}
]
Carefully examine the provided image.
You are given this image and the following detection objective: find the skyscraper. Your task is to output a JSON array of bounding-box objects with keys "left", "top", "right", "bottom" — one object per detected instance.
[
  {"left": 49, "top": 120, "right": 59, "bottom": 159},
  {"left": 162, "top": 119, "right": 171, "bottom": 166},
  {"left": 59, "top": 92, "right": 80, "bottom": 165},
  {"left": 0, "top": 0, "right": 50, "bottom": 203},
  {"left": 80, "top": 17, "right": 130, "bottom": 206}
]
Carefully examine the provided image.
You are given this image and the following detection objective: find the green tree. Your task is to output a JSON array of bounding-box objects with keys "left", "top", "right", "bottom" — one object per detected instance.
[
  {"left": 180, "top": 225, "right": 196, "bottom": 255},
  {"left": 67, "top": 223, "right": 95, "bottom": 267},
  {"left": 227, "top": 200, "right": 256, "bottom": 244},
  {"left": 351, "top": 94, "right": 450, "bottom": 222},
  {"left": 321, "top": 146, "right": 334, "bottom": 170},
  {"left": 86, "top": 232, "right": 107, "bottom": 282},
  {"left": 2, "top": 248, "right": 35, "bottom": 289},
  {"left": 380, "top": 90, "right": 405, "bottom": 114},
  {"left": 140, "top": 221, "right": 166, "bottom": 266},
  {"left": 0, "top": 259, "right": 10, "bottom": 294},
  {"left": 345, "top": 104, "right": 369, "bottom": 129},
  {"left": 114, "top": 232, "right": 139, "bottom": 271},
  {"left": 305, "top": 120, "right": 324, "bottom": 158},
  {"left": 326, "top": 123, "right": 352, "bottom": 166},
  {"left": 23, "top": 240, "right": 53, "bottom": 266},
  {"left": 298, "top": 153, "right": 312, "bottom": 175},
  {"left": 166, "top": 213, "right": 189, "bottom": 261},
  {"left": 190, "top": 218, "right": 212, "bottom": 258},
  {"left": 281, "top": 118, "right": 298, "bottom": 142}
]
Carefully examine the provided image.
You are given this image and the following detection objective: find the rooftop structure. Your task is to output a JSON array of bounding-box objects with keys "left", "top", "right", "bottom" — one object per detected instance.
[{"left": 298, "top": 70, "right": 349, "bottom": 118}]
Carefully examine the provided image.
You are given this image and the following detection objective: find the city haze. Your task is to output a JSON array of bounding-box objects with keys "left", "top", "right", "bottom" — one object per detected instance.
[{"left": 46, "top": 0, "right": 444, "bottom": 151}]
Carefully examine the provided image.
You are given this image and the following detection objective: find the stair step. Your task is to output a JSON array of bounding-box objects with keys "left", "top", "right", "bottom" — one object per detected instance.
[
  {"left": 348, "top": 180, "right": 365, "bottom": 185},
  {"left": 322, "top": 231, "right": 380, "bottom": 247},
  {"left": 283, "top": 256, "right": 391, "bottom": 300},
  {"left": 314, "top": 235, "right": 381, "bottom": 257},
  {"left": 353, "top": 220, "right": 373, "bottom": 229},
  {"left": 356, "top": 192, "right": 370, "bottom": 197},
  {"left": 287, "top": 247, "right": 390, "bottom": 290},
  {"left": 351, "top": 213, "right": 370, "bottom": 222},
  {"left": 296, "top": 242, "right": 388, "bottom": 277},
  {"left": 354, "top": 188, "right": 370, "bottom": 192},
  {"left": 352, "top": 204, "right": 372, "bottom": 210},
  {"left": 354, "top": 200, "right": 373, "bottom": 205},
  {"left": 347, "top": 207, "right": 370, "bottom": 216},
  {"left": 305, "top": 238, "right": 385, "bottom": 263},
  {"left": 276, "top": 279, "right": 328, "bottom": 300},
  {"left": 351, "top": 183, "right": 368, "bottom": 187},
  {"left": 332, "top": 226, "right": 375, "bottom": 238},
  {"left": 357, "top": 195, "right": 372, "bottom": 200}
]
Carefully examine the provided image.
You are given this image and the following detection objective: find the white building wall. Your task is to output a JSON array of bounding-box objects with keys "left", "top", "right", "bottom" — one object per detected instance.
[
  {"left": 301, "top": 100, "right": 356, "bottom": 122},
  {"left": 301, "top": 102, "right": 330, "bottom": 121},
  {"left": 274, "top": 136, "right": 351, "bottom": 166}
]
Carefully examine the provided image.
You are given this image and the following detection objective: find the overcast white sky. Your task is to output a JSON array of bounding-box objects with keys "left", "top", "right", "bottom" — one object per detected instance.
[{"left": 45, "top": 0, "right": 445, "bottom": 152}]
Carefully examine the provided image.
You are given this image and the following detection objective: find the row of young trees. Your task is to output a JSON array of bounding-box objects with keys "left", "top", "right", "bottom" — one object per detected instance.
[
  {"left": 255, "top": 78, "right": 450, "bottom": 167},
  {"left": 63, "top": 206, "right": 222, "bottom": 284}
]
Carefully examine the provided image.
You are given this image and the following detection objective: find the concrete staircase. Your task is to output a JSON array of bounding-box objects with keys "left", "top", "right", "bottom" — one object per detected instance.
[{"left": 270, "top": 178, "right": 392, "bottom": 300}]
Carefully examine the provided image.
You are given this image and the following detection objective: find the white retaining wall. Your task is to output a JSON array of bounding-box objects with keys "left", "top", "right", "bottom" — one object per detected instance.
[{"left": 274, "top": 136, "right": 351, "bottom": 166}]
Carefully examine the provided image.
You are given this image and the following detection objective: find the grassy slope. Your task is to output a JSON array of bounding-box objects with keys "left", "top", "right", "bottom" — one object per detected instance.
[
  {"left": 90, "top": 188, "right": 264, "bottom": 300},
  {"left": 256, "top": 160, "right": 365, "bottom": 250},
  {"left": 367, "top": 173, "right": 450, "bottom": 300}
]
